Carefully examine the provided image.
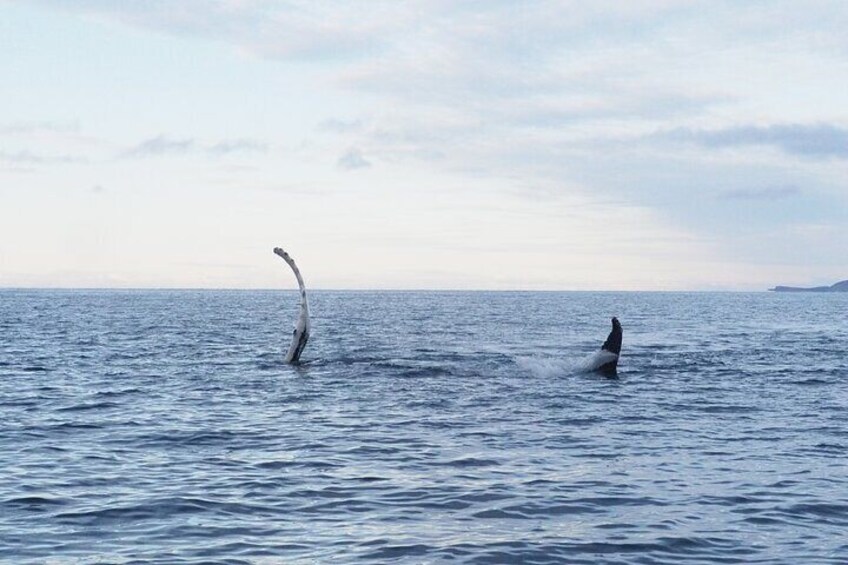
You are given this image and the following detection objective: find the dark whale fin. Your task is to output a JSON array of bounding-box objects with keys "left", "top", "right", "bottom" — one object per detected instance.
[{"left": 598, "top": 317, "right": 622, "bottom": 376}]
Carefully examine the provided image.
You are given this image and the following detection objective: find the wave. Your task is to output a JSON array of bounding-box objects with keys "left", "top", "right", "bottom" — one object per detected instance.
[{"left": 515, "top": 350, "right": 618, "bottom": 378}]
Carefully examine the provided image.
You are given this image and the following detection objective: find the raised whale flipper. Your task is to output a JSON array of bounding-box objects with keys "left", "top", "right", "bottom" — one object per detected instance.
[
  {"left": 597, "top": 317, "right": 622, "bottom": 376},
  {"left": 273, "top": 247, "right": 310, "bottom": 364}
]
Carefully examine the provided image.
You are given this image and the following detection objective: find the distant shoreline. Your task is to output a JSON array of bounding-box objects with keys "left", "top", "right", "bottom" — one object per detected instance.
[{"left": 770, "top": 280, "right": 848, "bottom": 292}]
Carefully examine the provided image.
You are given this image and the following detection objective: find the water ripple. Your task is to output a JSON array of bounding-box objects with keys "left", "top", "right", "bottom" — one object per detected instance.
[{"left": 1, "top": 289, "right": 847, "bottom": 563}]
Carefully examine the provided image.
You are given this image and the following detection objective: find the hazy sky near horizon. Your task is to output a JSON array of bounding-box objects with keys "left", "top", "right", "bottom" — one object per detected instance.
[{"left": 2, "top": 1, "right": 847, "bottom": 290}]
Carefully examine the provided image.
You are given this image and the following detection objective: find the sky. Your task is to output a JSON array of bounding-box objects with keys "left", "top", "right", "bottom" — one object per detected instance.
[{"left": 1, "top": 0, "right": 846, "bottom": 290}]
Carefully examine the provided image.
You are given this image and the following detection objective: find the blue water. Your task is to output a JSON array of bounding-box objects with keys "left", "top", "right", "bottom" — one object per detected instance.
[{"left": 1, "top": 290, "right": 847, "bottom": 564}]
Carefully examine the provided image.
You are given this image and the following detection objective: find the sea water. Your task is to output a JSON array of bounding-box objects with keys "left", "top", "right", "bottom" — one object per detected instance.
[{"left": 1, "top": 290, "right": 846, "bottom": 564}]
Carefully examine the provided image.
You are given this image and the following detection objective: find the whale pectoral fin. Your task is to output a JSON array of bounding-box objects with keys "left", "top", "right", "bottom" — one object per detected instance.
[{"left": 275, "top": 246, "right": 311, "bottom": 365}]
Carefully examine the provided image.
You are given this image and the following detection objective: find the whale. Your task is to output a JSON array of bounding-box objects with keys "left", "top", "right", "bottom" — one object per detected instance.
[
  {"left": 273, "top": 247, "right": 310, "bottom": 364},
  {"left": 596, "top": 317, "right": 622, "bottom": 376}
]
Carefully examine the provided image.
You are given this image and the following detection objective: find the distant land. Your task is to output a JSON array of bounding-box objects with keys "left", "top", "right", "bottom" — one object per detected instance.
[{"left": 770, "top": 280, "right": 848, "bottom": 292}]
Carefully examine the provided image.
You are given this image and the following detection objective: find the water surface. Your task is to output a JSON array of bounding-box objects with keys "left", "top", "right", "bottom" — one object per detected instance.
[{"left": 1, "top": 290, "right": 846, "bottom": 563}]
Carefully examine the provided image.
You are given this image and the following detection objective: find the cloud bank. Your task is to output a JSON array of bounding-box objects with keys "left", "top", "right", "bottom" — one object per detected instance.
[{"left": 661, "top": 124, "right": 848, "bottom": 159}]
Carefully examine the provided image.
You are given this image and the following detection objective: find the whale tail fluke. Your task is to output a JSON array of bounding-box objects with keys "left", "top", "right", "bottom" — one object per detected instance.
[{"left": 597, "top": 317, "right": 622, "bottom": 376}]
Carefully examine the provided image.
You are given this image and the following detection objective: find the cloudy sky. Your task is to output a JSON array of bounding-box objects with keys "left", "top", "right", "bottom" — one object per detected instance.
[{"left": 2, "top": 1, "right": 846, "bottom": 290}]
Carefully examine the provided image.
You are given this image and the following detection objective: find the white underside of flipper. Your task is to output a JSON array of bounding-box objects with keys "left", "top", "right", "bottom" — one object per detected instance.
[{"left": 274, "top": 247, "right": 310, "bottom": 364}]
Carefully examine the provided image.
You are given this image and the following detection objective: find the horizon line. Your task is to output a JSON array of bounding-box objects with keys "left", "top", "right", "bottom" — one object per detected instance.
[{"left": 0, "top": 286, "right": 773, "bottom": 293}]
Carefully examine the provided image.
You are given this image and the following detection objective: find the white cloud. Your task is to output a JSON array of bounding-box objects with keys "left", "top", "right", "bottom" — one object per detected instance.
[
  {"left": 206, "top": 139, "right": 268, "bottom": 156},
  {"left": 121, "top": 135, "right": 268, "bottom": 158},
  {"left": 336, "top": 147, "right": 370, "bottom": 170},
  {"left": 717, "top": 185, "right": 801, "bottom": 201},
  {"left": 317, "top": 118, "right": 365, "bottom": 134},
  {"left": 657, "top": 124, "right": 848, "bottom": 159},
  {"left": 122, "top": 135, "right": 195, "bottom": 158},
  {"left": 0, "top": 150, "right": 85, "bottom": 165}
]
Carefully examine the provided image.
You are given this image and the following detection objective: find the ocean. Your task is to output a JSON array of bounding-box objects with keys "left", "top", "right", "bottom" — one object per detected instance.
[{"left": 1, "top": 289, "right": 846, "bottom": 564}]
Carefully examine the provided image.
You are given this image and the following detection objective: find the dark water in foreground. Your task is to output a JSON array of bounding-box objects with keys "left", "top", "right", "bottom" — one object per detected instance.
[{"left": 1, "top": 290, "right": 846, "bottom": 564}]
